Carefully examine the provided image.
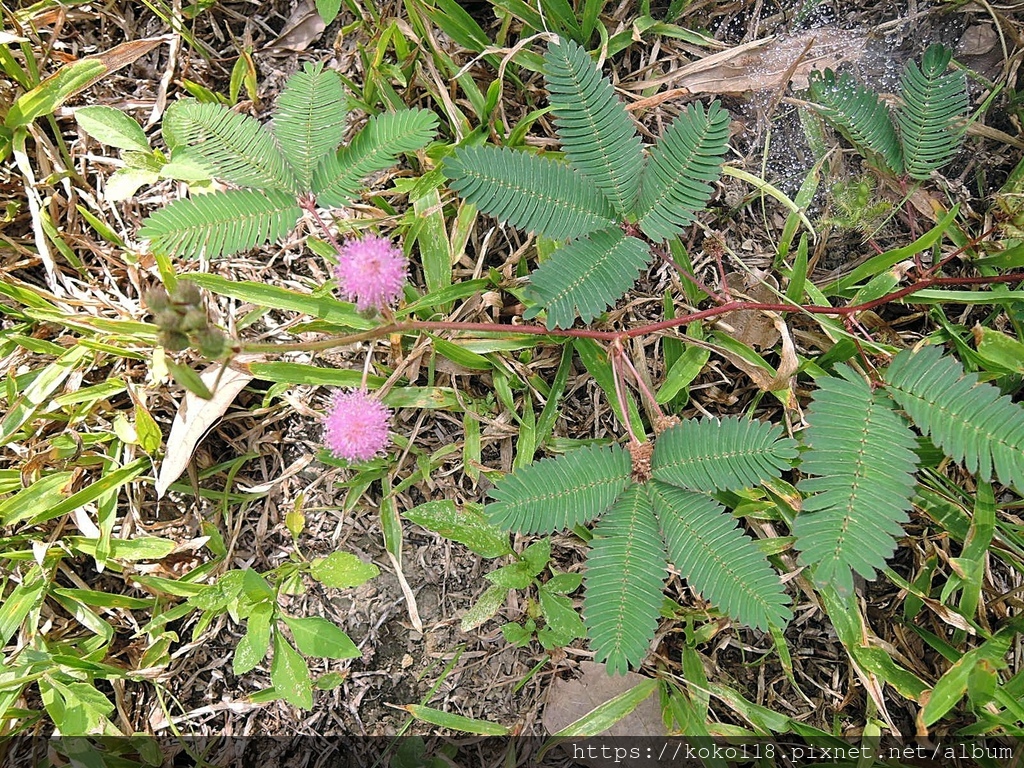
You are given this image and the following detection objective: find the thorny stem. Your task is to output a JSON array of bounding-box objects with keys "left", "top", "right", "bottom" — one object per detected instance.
[
  {"left": 707, "top": 237, "right": 732, "bottom": 300},
  {"left": 920, "top": 226, "right": 998, "bottom": 279},
  {"left": 241, "top": 271, "right": 1024, "bottom": 354},
  {"left": 248, "top": 200, "right": 1022, "bottom": 357}
]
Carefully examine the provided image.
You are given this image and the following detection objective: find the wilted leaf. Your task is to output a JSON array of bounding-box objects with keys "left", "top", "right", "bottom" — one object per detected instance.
[
  {"left": 6, "top": 38, "right": 165, "bottom": 129},
  {"left": 719, "top": 272, "right": 781, "bottom": 350},
  {"left": 269, "top": 0, "right": 325, "bottom": 51},
  {"left": 629, "top": 28, "right": 865, "bottom": 105},
  {"left": 540, "top": 665, "right": 664, "bottom": 766}
]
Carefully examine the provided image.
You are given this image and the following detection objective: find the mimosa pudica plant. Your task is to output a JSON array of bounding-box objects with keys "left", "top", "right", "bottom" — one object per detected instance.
[{"left": 138, "top": 62, "right": 438, "bottom": 259}]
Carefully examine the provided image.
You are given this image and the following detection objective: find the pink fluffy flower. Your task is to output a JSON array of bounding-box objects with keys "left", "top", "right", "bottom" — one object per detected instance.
[
  {"left": 334, "top": 235, "right": 407, "bottom": 312},
  {"left": 323, "top": 389, "right": 391, "bottom": 462}
]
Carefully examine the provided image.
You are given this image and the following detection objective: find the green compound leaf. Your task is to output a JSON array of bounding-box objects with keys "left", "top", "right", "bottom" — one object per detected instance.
[
  {"left": 652, "top": 416, "right": 797, "bottom": 492},
  {"left": 636, "top": 101, "right": 730, "bottom": 242},
  {"left": 486, "top": 444, "right": 633, "bottom": 534},
  {"left": 162, "top": 100, "right": 296, "bottom": 192},
  {"left": 138, "top": 189, "right": 301, "bottom": 258},
  {"left": 794, "top": 365, "right": 919, "bottom": 595},
  {"left": 896, "top": 44, "right": 968, "bottom": 180},
  {"left": 884, "top": 346, "right": 1024, "bottom": 489},
  {"left": 807, "top": 69, "right": 904, "bottom": 175},
  {"left": 271, "top": 62, "right": 347, "bottom": 191},
  {"left": 583, "top": 484, "right": 667, "bottom": 675},
  {"left": 524, "top": 228, "right": 651, "bottom": 330},
  {"left": 443, "top": 145, "right": 619, "bottom": 241},
  {"left": 313, "top": 108, "right": 438, "bottom": 207},
  {"left": 544, "top": 38, "right": 642, "bottom": 215},
  {"left": 649, "top": 480, "right": 792, "bottom": 631}
]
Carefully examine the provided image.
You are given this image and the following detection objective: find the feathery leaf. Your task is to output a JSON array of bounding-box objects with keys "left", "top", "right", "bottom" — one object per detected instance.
[
  {"left": 442, "top": 145, "right": 619, "bottom": 241},
  {"left": 635, "top": 101, "right": 731, "bottom": 242},
  {"left": 884, "top": 346, "right": 1024, "bottom": 489},
  {"left": 523, "top": 228, "right": 651, "bottom": 330},
  {"left": 163, "top": 100, "right": 296, "bottom": 192},
  {"left": 652, "top": 416, "right": 797, "bottom": 491},
  {"left": 807, "top": 69, "right": 904, "bottom": 174},
  {"left": 271, "top": 62, "right": 347, "bottom": 191},
  {"left": 544, "top": 38, "right": 643, "bottom": 215},
  {"left": 650, "top": 481, "right": 792, "bottom": 631},
  {"left": 896, "top": 44, "right": 967, "bottom": 180},
  {"left": 138, "top": 189, "right": 301, "bottom": 259},
  {"left": 794, "top": 366, "right": 919, "bottom": 595},
  {"left": 584, "top": 484, "right": 667, "bottom": 675},
  {"left": 486, "top": 444, "right": 633, "bottom": 534},
  {"left": 313, "top": 109, "right": 438, "bottom": 208}
]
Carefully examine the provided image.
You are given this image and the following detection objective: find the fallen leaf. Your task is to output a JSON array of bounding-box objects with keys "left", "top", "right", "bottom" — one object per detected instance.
[
  {"left": 719, "top": 272, "right": 781, "bottom": 350},
  {"left": 156, "top": 355, "right": 261, "bottom": 497},
  {"left": 267, "top": 0, "right": 325, "bottom": 52},
  {"left": 628, "top": 28, "right": 866, "bottom": 106},
  {"left": 958, "top": 24, "right": 997, "bottom": 57},
  {"left": 543, "top": 662, "right": 666, "bottom": 766}
]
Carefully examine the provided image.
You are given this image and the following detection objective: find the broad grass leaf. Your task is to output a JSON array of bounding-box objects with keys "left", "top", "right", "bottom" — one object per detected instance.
[
  {"left": 402, "top": 705, "right": 509, "bottom": 736},
  {"left": 6, "top": 60, "right": 106, "bottom": 128}
]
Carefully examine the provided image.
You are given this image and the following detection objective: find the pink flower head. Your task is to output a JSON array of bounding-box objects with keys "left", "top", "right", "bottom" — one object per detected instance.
[
  {"left": 324, "top": 389, "right": 391, "bottom": 462},
  {"left": 334, "top": 235, "right": 407, "bottom": 312}
]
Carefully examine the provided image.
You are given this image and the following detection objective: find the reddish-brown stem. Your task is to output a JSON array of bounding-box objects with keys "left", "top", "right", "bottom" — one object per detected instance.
[
  {"left": 715, "top": 250, "right": 731, "bottom": 299},
  {"left": 920, "top": 226, "right": 998, "bottom": 279},
  {"left": 242, "top": 272, "right": 1024, "bottom": 354},
  {"left": 270, "top": 203, "right": 1024, "bottom": 353}
]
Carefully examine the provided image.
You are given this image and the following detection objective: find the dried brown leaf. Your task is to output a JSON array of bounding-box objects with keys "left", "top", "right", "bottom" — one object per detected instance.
[
  {"left": 267, "top": 0, "right": 325, "bottom": 52},
  {"left": 631, "top": 29, "right": 865, "bottom": 104},
  {"left": 542, "top": 661, "right": 666, "bottom": 742},
  {"left": 156, "top": 355, "right": 262, "bottom": 497}
]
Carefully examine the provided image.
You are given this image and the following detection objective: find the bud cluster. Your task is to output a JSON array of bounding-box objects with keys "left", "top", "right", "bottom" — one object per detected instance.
[{"left": 144, "top": 283, "right": 231, "bottom": 359}]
